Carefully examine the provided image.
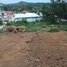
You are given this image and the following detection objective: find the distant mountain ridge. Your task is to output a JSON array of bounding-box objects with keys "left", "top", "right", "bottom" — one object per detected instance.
[
  {"left": 9, "top": 1, "right": 28, "bottom": 5},
  {"left": 2, "top": 1, "right": 50, "bottom": 6},
  {"left": 2, "top": 1, "right": 50, "bottom": 11}
]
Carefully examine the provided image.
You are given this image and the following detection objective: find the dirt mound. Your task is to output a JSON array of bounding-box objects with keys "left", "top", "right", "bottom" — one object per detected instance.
[
  {"left": 3, "top": 26, "right": 26, "bottom": 33},
  {"left": 16, "top": 26, "right": 26, "bottom": 32},
  {"left": 3, "top": 26, "right": 17, "bottom": 33},
  {"left": 0, "top": 31, "right": 67, "bottom": 67}
]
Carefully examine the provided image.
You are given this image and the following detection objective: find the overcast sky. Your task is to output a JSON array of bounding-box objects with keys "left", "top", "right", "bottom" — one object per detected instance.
[{"left": 0, "top": 0, "right": 51, "bottom": 4}]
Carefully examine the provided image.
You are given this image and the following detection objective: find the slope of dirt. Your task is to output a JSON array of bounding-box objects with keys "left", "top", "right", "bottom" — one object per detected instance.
[{"left": 0, "top": 31, "right": 67, "bottom": 67}]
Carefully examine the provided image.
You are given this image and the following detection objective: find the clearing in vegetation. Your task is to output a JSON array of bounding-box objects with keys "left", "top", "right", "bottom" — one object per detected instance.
[{"left": 0, "top": 30, "right": 67, "bottom": 67}]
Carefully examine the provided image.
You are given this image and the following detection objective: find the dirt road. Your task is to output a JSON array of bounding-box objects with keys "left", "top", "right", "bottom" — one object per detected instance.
[{"left": 0, "top": 31, "right": 67, "bottom": 67}]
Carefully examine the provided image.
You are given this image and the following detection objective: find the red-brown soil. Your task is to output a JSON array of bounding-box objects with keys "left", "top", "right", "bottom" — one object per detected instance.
[{"left": 0, "top": 31, "right": 67, "bottom": 67}]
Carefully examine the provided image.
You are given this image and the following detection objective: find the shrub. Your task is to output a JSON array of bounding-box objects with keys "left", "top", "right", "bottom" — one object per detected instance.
[
  {"left": 45, "top": 14, "right": 58, "bottom": 24},
  {"left": 21, "top": 19, "right": 28, "bottom": 24},
  {"left": 48, "top": 28, "right": 59, "bottom": 32},
  {"left": 45, "top": 22, "right": 51, "bottom": 25},
  {"left": 35, "top": 20, "right": 39, "bottom": 22},
  {"left": 25, "top": 26, "right": 41, "bottom": 32},
  {"left": 6, "top": 22, "right": 11, "bottom": 26},
  {"left": 61, "top": 25, "right": 67, "bottom": 31},
  {"left": 62, "top": 21, "right": 67, "bottom": 25},
  {"left": 48, "top": 16, "right": 57, "bottom": 24},
  {"left": 6, "top": 19, "right": 28, "bottom": 26}
]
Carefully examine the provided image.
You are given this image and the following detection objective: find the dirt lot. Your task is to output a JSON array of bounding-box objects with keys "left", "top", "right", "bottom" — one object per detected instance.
[{"left": 0, "top": 31, "right": 67, "bottom": 67}]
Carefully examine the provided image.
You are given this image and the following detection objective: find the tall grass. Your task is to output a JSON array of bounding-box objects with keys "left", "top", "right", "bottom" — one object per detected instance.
[{"left": 5, "top": 19, "right": 67, "bottom": 32}]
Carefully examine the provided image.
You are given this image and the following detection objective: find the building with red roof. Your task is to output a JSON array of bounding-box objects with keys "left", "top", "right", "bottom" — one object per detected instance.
[
  {"left": 4, "top": 11, "right": 14, "bottom": 14},
  {"left": 2, "top": 11, "right": 14, "bottom": 21},
  {"left": 19, "top": 10, "right": 29, "bottom": 13}
]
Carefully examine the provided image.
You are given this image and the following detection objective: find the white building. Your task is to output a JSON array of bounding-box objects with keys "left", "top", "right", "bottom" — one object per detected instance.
[
  {"left": 62, "top": 0, "right": 67, "bottom": 2},
  {"left": 11, "top": 13, "right": 42, "bottom": 22}
]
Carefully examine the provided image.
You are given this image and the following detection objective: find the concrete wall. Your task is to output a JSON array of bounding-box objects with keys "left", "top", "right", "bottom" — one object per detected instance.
[{"left": 14, "top": 17, "right": 42, "bottom": 22}]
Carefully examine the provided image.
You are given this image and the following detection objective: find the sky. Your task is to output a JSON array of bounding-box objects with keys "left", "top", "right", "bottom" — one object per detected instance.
[{"left": 0, "top": 0, "right": 51, "bottom": 4}]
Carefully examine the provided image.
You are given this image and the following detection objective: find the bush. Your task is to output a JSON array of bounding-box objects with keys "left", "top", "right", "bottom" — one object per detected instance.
[
  {"left": 6, "top": 19, "right": 28, "bottom": 26},
  {"left": 48, "top": 28, "right": 59, "bottom": 32},
  {"left": 6, "top": 22, "right": 11, "bottom": 26},
  {"left": 25, "top": 26, "right": 41, "bottom": 32},
  {"left": 35, "top": 20, "right": 39, "bottom": 22},
  {"left": 21, "top": 19, "right": 28, "bottom": 24},
  {"left": 45, "top": 22, "right": 51, "bottom": 25},
  {"left": 62, "top": 21, "right": 67, "bottom": 25},
  {"left": 45, "top": 14, "right": 58, "bottom": 24},
  {"left": 0, "top": 19, "right": 2, "bottom": 25},
  {"left": 47, "top": 16, "right": 57, "bottom": 24},
  {"left": 61, "top": 25, "right": 67, "bottom": 31}
]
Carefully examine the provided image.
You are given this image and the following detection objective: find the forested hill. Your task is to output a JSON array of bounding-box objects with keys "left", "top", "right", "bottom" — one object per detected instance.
[
  {"left": 8, "top": 1, "right": 50, "bottom": 7},
  {"left": 2, "top": 1, "right": 50, "bottom": 12}
]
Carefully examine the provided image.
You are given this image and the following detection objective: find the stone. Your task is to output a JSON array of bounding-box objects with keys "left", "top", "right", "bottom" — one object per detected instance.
[
  {"left": 42, "top": 25, "right": 46, "bottom": 28},
  {"left": 50, "top": 25, "right": 54, "bottom": 27},
  {"left": 36, "top": 59, "right": 40, "bottom": 62},
  {"left": 65, "top": 44, "right": 67, "bottom": 45}
]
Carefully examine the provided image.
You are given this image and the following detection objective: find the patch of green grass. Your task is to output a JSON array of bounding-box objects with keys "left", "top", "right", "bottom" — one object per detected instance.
[
  {"left": 48, "top": 27, "right": 59, "bottom": 32},
  {"left": 5, "top": 19, "right": 67, "bottom": 32},
  {"left": 0, "top": 28, "right": 4, "bottom": 33},
  {"left": 62, "top": 21, "right": 67, "bottom": 25},
  {"left": 61, "top": 25, "right": 67, "bottom": 31},
  {"left": 25, "top": 22, "right": 45, "bottom": 32},
  {"left": 6, "top": 19, "right": 28, "bottom": 26},
  {"left": 4, "top": 20, "right": 8, "bottom": 22}
]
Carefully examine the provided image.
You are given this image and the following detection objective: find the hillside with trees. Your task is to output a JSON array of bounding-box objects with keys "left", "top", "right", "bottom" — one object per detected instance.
[{"left": 2, "top": 1, "right": 50, "bottom": 13}]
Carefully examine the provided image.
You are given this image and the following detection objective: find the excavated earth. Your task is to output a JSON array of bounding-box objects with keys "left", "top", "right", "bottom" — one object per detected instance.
[{"left": 0, "top": 31, "right": 67, "bottom": 67}]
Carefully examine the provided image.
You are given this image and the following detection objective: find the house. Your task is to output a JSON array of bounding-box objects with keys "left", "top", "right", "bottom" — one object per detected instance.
[
  {"left": 10, "top": 13, "right": 42, "bottom": 22},
  {"left": 19, "top": 10, "right": 29, "bottom": 13},
  {"left": 4, "top": 11, "right": 14, "bottom": 18},
  {"left": 4, "top": 11, "right": 14, "bottom": 15}
]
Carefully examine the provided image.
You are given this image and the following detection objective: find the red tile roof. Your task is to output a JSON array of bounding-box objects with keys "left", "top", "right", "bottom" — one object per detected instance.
[
  {"left": 19, "top": 10, "right": 29, "bottom": 13},
  {"left": 4, "top": 11, "right": 14, "bottom": 14},
  {"left": 3, "top": 17, "right": 10, "bottom": 20}
]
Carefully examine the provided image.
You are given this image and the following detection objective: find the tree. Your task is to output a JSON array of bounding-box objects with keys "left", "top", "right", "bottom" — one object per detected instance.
[
  {"left": 3, "top": 6, "right": 8, "bottom": 11},
  {"left": 42, "top": 4, "right": 46, "bottom": 21},
  {"left": 42, "top": 0, "right": 67, "bottom": 24}
]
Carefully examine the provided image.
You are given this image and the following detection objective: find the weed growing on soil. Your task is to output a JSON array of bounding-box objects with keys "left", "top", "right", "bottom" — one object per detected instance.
[
  {"left": 61, "top": 25, "right": 67, "bottom": 31},
  {"left": 0, "top": 28, "right": 4, "bottom": 33},
  {"left": 5, "top": 20, "right": 67, "bottom": 32},
  {"left": 48, "top": 28, "right": 59, "bottom": 32}
]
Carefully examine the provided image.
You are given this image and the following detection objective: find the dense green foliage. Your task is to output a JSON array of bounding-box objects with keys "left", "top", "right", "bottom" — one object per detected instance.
[
  {"left": 2, "top": 1, "right": 50, "bottom": 13},
  {"left": 42, "top": 0, "right": 67, "bottom": 24},
  {"left": 5, "top": 20, "right": 67, "bottom": 32},
  {"left": 61, "top": 25, "right": 67, "bottom": 31},
  {"left": 6, "top": 19, "right": 28, "bottom": 26},
  {"left": 6, "top": 20, "right": 46, "bottom": 32},
  {"left": 48, "top": 28, "right": 59, "bottom": 32}
]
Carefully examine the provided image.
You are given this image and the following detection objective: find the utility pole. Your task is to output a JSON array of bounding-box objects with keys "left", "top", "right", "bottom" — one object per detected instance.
[{"left": 0, "top": 4, "right": 4, "bottom": 27}]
